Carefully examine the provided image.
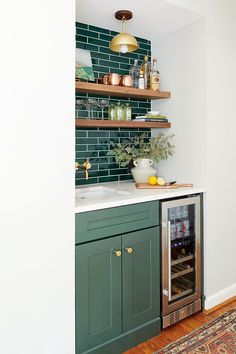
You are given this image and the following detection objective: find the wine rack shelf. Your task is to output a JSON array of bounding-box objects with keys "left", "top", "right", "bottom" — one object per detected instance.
[
  {"left": 171, "top": 288, "right": 193, "bottom": 301},
  {"left": 171, "top": 254, "right": 194, "bottom": 266},
  {"left": 171, "top": 266, "right": 194, "bottom": 280}
]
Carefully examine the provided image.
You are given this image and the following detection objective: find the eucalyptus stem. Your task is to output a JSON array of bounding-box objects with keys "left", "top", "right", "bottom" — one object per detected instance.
[{"left": 107, "top": 133, "right": 175, "bottom": 167}]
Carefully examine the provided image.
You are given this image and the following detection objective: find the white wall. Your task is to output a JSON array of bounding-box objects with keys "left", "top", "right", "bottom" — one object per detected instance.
[
  {"left": 151, "top": 19, "right": 206, "bottom": 185},
  {"left": 156, "top": 0, "right": 236, "bottom": 309},
  {"left": 76, "top": 0, "right": 203, "bottom": 41},
  {"left": 0, "top": 1, "right": 75, "bottom": 353}
]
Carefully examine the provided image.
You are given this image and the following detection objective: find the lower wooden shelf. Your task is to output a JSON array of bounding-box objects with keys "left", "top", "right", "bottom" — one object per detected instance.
[{"left": 75, "top": 118, "right": 171, "bottom": 129}]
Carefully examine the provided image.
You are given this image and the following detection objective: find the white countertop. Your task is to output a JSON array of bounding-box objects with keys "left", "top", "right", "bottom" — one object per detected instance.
[{"left": 75, "top": 181, "right": 206, "bottom": 213}]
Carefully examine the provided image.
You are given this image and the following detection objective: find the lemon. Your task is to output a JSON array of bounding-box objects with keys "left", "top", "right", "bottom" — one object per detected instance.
[
  {"left": 157, "top": 177, "right": 165, "bottom": 186},
  {"left": 148, "top": 175, "right": 157, "bottom": 185}
]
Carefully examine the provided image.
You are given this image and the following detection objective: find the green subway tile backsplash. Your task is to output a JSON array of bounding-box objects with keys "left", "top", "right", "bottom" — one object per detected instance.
[
  {"left": 76, "top": 22, "right": 88, "bottom": 29},
  {"left": 88, "top": 24, "right": 110, "bottom": 34},
  {"left": 75, "top": 127, "right": 151, "bottom": 186},
  {"left": 75, "top": 22, "right": 151, "bottom": 186},
  {"left": 76, "top": 35, "right": 87, "bottom": 43},
  {"left": 99, "top": 33, "right": 113, "bottom": 42},
  {"left": 91, "top": 52, "right": 109, "bottom": 60}
]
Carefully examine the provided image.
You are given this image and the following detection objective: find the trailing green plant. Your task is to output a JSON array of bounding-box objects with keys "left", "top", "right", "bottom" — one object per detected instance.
[{"left": 107, "top": 133, "right": 175, "bottom": 167}]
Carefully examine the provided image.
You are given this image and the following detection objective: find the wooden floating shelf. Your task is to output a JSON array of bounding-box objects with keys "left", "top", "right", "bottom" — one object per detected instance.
[
  {"left": 75, "top": 81, "right": 171, "bottom": 100},
  {"left": 75, "top": 119, "right": 171, "bottom": 129}
]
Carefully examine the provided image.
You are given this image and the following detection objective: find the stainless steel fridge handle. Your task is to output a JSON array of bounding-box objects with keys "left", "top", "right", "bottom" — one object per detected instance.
[{"left": 167, "top": 220, "right": 172, "bottom": 301}]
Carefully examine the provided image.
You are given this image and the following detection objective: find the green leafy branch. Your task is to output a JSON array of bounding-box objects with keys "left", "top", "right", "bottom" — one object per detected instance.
[{"left": 107, "top": 133, "right": 175, "bottom": 167}]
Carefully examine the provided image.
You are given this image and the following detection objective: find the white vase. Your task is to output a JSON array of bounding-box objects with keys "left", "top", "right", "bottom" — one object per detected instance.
[{"left": 131, "top": 158, "right": 156, "bottom": 183}]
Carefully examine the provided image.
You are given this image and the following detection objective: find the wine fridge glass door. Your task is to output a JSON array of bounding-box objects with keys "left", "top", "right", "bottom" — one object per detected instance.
[{"left": 162, "top": 196, "right": 201, "bottom": 315}]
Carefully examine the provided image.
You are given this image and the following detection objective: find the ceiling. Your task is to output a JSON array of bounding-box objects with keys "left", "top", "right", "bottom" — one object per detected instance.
[{"left": 76, "top": 0, "right": 203, "bottom": 40}]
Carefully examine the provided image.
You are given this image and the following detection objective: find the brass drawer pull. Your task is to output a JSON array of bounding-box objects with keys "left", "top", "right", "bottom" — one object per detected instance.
[
  {"left": 125, "top": 247, "right": 133, "bottom": 254},
  {"left": 114, "top": 250, "right": 122, "bottom": 257}
]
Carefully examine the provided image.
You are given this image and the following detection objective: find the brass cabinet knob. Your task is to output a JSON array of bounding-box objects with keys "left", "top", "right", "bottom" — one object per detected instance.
[
  {"left": 125, "top": 247, "right": 133, "bottom": 254},
  {"left": 114, "top": 250, "right": 122, "bottom": 257}
]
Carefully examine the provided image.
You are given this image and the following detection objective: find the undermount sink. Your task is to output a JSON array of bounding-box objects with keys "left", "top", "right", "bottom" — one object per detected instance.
[{"left": 75, "top": 186, "right": 131, "bottom": 201}]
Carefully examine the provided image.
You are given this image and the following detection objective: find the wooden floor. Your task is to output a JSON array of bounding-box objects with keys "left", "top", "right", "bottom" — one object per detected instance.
[{"left": 124, "top": 300, "right": 236, "bottom": 353}]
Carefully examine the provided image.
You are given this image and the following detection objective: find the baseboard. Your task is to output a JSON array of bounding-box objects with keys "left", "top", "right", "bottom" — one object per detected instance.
[
  {"left": 81, "top": 317, "right": 161, "bottom": 354},
  {"left": 203, "top": 296, "right": 236, "bottom": 314},
  {"left": 204, "top": 283, "right": 236, "bottom": 313}
]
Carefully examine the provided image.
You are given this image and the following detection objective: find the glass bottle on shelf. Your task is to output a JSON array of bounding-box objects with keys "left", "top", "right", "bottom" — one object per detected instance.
[
  {"left": 150, "top": 57, "right": 160, "bottom": 91},
  {"left": 108, "top": 104, "right": 116, "bottom": 120},
  {"left": 129, "top": 59, "right": 140, "bottom": 89},
  {"left": 123, "top": 103, "right": 132, "bottom": 121},
  {"left": 138, "top": 70, "right": 145, "bottom": 89},
  {"left": 141, "top": 55, "right": 151, "bottom": 89}
]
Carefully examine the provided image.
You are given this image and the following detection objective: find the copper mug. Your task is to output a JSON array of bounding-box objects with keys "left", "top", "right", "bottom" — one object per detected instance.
[
  {"left": 101, "top": 74, "right": 110, "bottom": 85},
  {"left": 120, "top": 75, "right": 133, "bottom": 87},
  {"left": 101, "top": 73, "right": 121, "bottom": 86},
  {"left": 109, "top": 73, "right": 121, "bottom": 86}
]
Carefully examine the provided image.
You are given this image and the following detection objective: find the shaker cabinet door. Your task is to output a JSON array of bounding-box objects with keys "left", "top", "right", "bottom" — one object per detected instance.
[
  {"left": 122, "top": 227, "right": 160, "bottom": 332},
  {"left": 75, "top": 237, "right": 122, "bottom": 354}
]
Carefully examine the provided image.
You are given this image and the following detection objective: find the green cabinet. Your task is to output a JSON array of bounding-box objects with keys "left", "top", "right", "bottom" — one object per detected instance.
[
  {"left": 75, "top": 237, "right": 122, "bottom": 353},
  {"left": 75, "top": 225, "right": 160, "bottom": 354},
  {"left": 122, "top": 228, "right": 159, "bottom": 332},
  {"left": 75, "top": 201, "right": 158, "bottom": 244}
]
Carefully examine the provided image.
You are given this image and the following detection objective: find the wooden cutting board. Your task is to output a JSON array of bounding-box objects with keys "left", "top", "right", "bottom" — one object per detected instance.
[{"left": 135, "top": 183, "right": 193, "bottom": 189}]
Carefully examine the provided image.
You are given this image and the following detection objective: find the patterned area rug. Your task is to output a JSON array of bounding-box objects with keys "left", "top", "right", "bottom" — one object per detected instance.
[{"left": 155, "top": 308, "right": 236, "bottom": 353}]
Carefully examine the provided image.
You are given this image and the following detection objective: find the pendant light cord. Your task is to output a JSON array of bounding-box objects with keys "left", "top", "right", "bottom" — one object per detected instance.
[{"left": 121, "top": 16, "right": 126, "bottom": 33}]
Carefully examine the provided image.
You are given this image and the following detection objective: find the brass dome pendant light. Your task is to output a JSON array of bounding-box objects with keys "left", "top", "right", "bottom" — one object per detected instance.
[{"left": 110, "top": 10, "right": 139, "bottom": 53}]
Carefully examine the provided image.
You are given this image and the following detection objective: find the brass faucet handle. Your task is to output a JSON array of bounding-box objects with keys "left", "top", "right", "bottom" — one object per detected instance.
[
  {"left": 83, "top": 159, "right": 91, "bottom": 170},
  {"left": 75, "top": 160, "right": 91, "bottom": 180}
]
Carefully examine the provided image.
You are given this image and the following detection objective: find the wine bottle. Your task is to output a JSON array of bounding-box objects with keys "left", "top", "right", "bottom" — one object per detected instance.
[
  {"left": 150, "top": 57, "right": 160, "bottom": 91},
  {"left": 141, "top": 55, "right": 150, "bottom": 89}
]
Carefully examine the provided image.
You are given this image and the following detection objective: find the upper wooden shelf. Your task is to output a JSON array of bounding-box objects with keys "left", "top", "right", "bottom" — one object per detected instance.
[
  {"left": 75, "top": 119, "right": 171, "bottom": 129},
  {"left": 75, "top": 81, "right": 171, "bottom": 100}
]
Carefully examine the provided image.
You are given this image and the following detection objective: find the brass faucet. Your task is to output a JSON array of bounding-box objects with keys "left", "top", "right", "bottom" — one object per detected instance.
[{"left": 75, "top": 159, "right": 91, "bottom": 180}]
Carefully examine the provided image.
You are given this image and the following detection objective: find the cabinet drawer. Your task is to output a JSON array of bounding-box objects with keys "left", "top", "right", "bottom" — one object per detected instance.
[{"left": 75, "top": 201, "right": 159, "bottom": 244}]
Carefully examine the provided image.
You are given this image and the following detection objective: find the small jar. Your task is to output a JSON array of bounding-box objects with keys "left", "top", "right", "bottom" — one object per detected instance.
[
  {"left": 115, "top": 103, "right": 123, "bottom": 121},
  {"left": 124, "top": 103, "right": 132, "bottom": 121},
  {"left": 108, "top": 104, "right": 116, "bottom": 120},
  {"left": 121, "top": 105, "right": 126, "bottom": 120}
]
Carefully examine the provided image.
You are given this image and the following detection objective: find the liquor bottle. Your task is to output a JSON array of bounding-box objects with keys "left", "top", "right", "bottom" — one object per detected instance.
[
  {"left": 129, "top": 59, "right": 139, "bottom": 89},
  {"left": 138, "top": 70, "right": 145, "bottom": 89},
  {"left": 150, "top": 57, "right": 160, "bottom": 91},
  {"left": 141, "top": 55, "right": 151, "bottom": 89}
]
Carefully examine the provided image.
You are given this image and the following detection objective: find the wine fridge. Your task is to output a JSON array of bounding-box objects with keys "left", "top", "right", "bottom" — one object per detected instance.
[{"left": 161, "top": 195, "right": 202, "bottom": 328}]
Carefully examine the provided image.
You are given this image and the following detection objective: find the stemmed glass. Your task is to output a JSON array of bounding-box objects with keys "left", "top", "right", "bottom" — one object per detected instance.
[
  {"left": 99, "top": 99, "right": 109, "bottom": 119},
  {"left": 75, "top": 99, "right": 84, "bottom": 118},
  {"left": 87, "top": 99, "right": 98, "bottom": 118},
  {"left": 83, "top": 99, "right": 92, "bottom": 118}
]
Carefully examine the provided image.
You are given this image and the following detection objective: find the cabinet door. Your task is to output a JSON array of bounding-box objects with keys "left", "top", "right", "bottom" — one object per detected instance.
[
  {"left": 122, "top": 227, "right": 160, "bottom": 332},
  {"left": 75, "top": 237, "right": 122, "bottom": 353}
]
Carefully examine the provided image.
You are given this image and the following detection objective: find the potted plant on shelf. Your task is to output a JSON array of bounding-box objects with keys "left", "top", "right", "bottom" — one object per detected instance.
[{"left": 107, "top": 133, "right": 175, "bottom": 183}]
